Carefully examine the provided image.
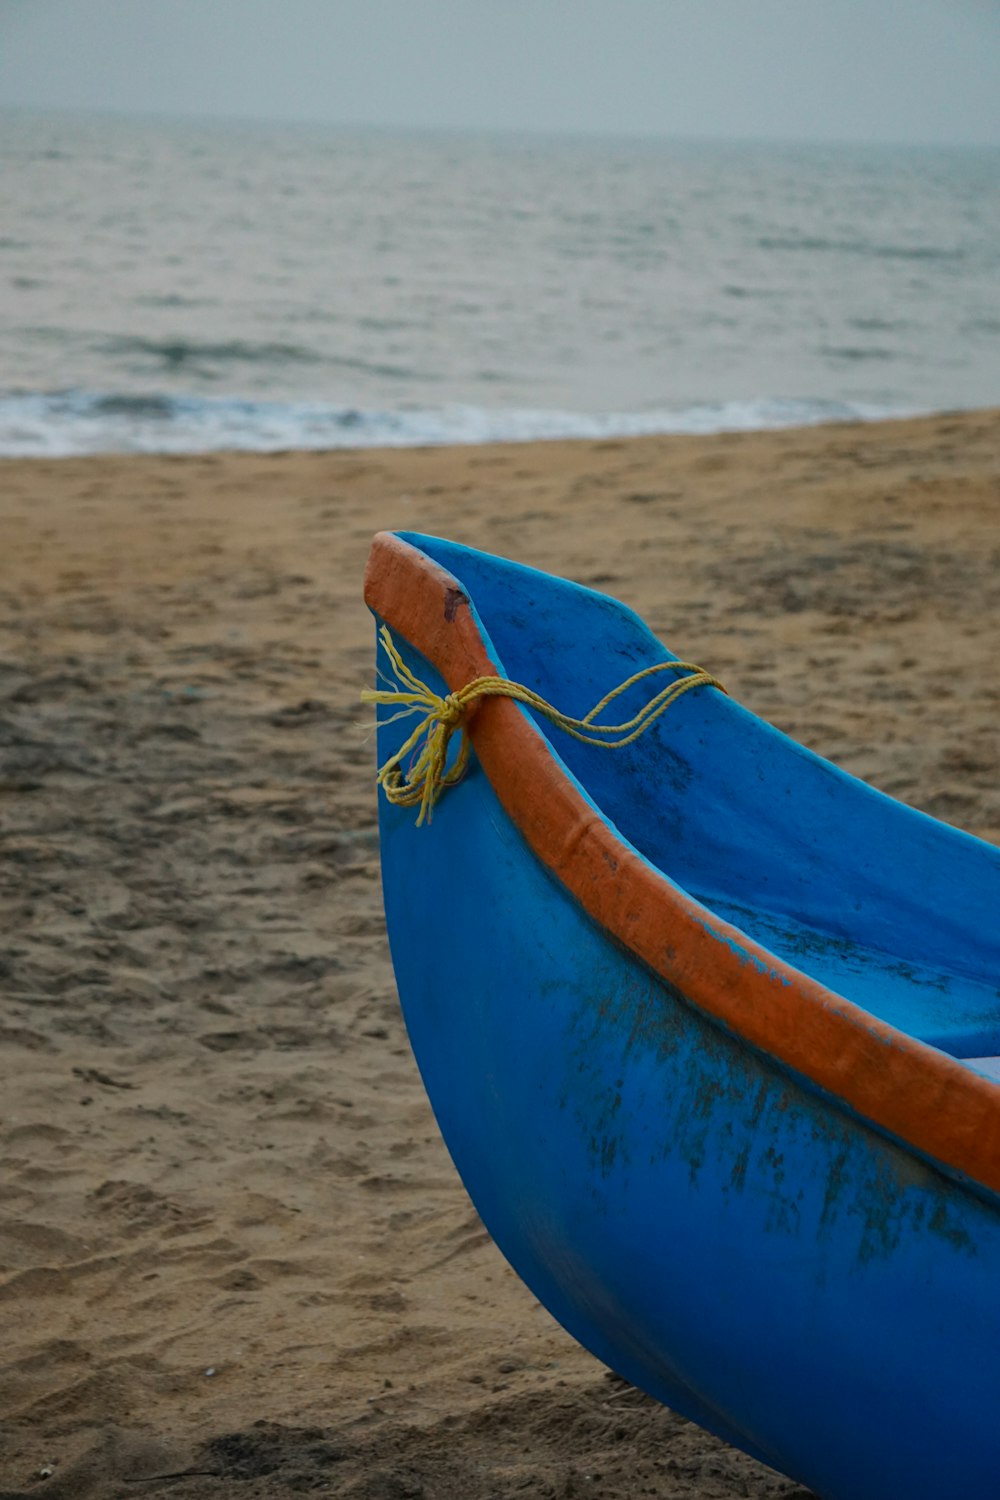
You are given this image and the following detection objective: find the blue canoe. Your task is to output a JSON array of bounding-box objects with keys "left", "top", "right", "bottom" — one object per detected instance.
[{"left": 364, "top": 530, "right": 1000, "bottom": 1500}]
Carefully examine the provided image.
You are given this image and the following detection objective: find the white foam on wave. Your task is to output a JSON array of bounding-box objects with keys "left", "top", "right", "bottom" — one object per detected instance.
[{"left": 0, "top": 389, "right": 916, "bottom": 458}]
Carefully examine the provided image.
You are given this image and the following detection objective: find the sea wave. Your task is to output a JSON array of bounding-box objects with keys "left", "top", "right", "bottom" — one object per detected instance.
[
  {"left": 98, "top": 334, "right": 326, "bottom": 370},
  {"left": 757, "top": 235, "right": 966, "bottom": 263},
  {"left": 0, "top": 388, "right": 917, "bottom": 458}
]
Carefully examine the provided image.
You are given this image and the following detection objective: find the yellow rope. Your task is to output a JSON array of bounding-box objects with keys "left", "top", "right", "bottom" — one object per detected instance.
[{"left": 361, "top": 624, "right": 726, "bottom": 825}]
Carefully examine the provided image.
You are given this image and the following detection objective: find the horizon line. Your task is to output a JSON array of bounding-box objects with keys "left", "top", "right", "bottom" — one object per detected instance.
[{"left": 2, "top": 101, "right": 999, "bottom": 155}]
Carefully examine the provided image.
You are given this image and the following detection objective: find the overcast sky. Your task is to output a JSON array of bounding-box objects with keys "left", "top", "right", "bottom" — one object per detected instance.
[{"left": 1, "top": 0, "right": 998, "bottom": 147}]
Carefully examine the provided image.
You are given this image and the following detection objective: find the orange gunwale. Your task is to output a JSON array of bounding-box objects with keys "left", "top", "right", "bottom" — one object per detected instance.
[{"left": 364, "top": 530, "right": 1000, "bottom": 1197}]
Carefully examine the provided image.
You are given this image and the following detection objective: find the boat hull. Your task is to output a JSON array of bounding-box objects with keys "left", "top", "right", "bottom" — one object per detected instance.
[{"left": 374, "top": 621, "right": 1000, "bottom": 1500}]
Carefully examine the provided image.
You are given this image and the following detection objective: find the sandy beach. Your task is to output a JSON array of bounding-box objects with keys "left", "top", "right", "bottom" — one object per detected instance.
[{"left": 1, "top": 408, "right": 999, "bottom": 1499}]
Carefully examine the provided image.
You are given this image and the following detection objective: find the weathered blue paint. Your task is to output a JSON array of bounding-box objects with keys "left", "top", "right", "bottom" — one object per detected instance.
[{"left": 369, "top": 533, "right": 1000, "bottom": 1500}]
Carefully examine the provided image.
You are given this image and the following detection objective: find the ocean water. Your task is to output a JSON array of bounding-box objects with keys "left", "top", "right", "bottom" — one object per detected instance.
[{"left": 2, "top": 111, "right": 999, "bottom": 455}]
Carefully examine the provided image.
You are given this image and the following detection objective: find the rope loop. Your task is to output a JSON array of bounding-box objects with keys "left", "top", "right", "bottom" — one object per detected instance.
[{"left": 361, "top": 624, "right": 726, "bottom": 825}]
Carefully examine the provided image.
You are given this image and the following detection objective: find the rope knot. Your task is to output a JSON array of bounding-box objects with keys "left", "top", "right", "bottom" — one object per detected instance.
[
  {"left": 361, "top": 623, "right": 726, "bottom": 826},
  {"left": 438, "top": 692, "right": 466, "bottom": 728}
]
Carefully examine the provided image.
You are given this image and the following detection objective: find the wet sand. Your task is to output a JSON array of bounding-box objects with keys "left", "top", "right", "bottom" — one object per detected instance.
[{"left": 1, "top": 409, "right": 998, "bottom": 1498}]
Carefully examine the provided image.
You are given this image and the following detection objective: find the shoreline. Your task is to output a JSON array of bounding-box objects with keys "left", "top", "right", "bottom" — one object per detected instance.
[
  {"left": 1, "top": 407, "right": 998, "bottom": 1497},
  {"left": 0, "top": 393, "right": 934, "bottom": 462}
]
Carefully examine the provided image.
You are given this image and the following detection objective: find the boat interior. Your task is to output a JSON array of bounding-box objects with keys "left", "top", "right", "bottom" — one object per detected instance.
[{"left": 397, "top": 534, "right": 1000, "bottom": 1076}]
